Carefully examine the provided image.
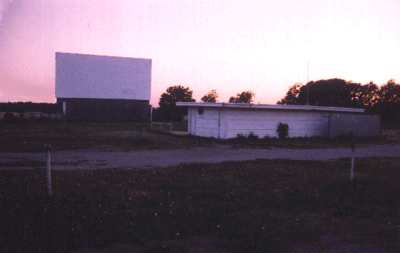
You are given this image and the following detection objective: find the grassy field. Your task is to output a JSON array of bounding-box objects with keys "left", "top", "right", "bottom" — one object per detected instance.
[
  {"left": 0, "top": 121, "right": 214, "bottom": 152},
  {"left": 0, "top": 120, "right": 398, "bottom": 153},
  {"left": 0, "top": 158, "right": 399, "bottom": 253}
]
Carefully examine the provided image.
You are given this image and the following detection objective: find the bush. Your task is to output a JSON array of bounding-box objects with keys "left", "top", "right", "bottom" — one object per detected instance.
[
  {"left": 3, "top": 112, "right": 20, "bottom": 123},
  {"left": 236, "top": 133, "right": 248, "bottom": 141},
  {"left": 248, "top": 132, "right": 259, "bottom": 141},
  {"left": 277, "top": 123, "right": 289, "bottom": 139},
  {"left": 235, "top": 132, "right": 259, "bottom": 141}
]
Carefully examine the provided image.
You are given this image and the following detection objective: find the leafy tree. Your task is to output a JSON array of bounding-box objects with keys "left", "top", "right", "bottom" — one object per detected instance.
[
  {"left": 277, "top": 83, "right": 302, "bottom": 104},
  {"left": 378, "top": 79, "right": 400, "bottom": 104},
  {"left": 350, "top": 81, "right": 380, "bottom": 109},
  {"left": 278, "top": 78, "right": 400, "bottom": 128},
  {"left": 158, "top": 85, "right": 195, "bottom": 121},
  {"left": 229, "top": 91, "right": 254, "bottom": 103},
  {"left": 279, "top": 78, "right": 361, "bottom": 107},
  {"left": 374, "top": 80, "right": 400, "bottom": 127},
  {"left": 201, "top": 89, "right": 218, "bottom": 103},
  {"left": 303, "top": 79, "right": 356, "bottom": 107}
]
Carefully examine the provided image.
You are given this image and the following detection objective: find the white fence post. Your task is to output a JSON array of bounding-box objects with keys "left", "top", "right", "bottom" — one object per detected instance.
[
  {"left": 46, "top": 145, "right": 53, "bottom": 196},
  {"left": 350, "top": 139, "right": 355, "bottom": 182},
  {"left": 350, "top": 156, "right": 355, "bottom": 182}
]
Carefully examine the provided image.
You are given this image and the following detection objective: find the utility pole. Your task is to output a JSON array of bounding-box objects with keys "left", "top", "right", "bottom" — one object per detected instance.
[{"left": 306, "top": 60, "right": 310, "bottom": 105}]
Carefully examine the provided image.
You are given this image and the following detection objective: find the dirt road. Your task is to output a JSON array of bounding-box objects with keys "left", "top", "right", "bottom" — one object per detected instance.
[{"left": 1, "top": 144, "right": 400, "bottom": 170}]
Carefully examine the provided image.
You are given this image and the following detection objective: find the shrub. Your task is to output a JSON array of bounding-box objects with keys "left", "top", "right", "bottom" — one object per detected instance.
[
  {"left": 277, "top": 123, "right": 289, "bottom": 139},
  {"left": 3, "top": 112, "right": 19, "bottom": 123},
  {"left": 247, "top": 132, "right": 259, "bottom": 141},
  {"left": 235, "top": 132, "right": 259, "bottom": 142},
  {"left": 236, "top": 133, "right": 248, "bottom": 141}
]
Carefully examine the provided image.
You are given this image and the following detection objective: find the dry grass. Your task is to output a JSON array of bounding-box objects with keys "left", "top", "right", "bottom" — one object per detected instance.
[
  {"left": 0, "top": 120, "right": 398, "bottom": 153},
  {"left": 382, "top": 129, "right": 400, "bottom": 142},
  {"left": 0, "top": 121, "right": 214, "bottom": 153}
]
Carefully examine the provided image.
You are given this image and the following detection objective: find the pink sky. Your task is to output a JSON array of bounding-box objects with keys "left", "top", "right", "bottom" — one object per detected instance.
[{"left": 0, "top": 0, "right": 399, "bottom": 105}]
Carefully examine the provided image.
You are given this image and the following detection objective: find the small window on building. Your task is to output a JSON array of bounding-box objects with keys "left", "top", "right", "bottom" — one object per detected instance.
[{"left": 198, "top": 108, "right": 204, "bottom": 115}]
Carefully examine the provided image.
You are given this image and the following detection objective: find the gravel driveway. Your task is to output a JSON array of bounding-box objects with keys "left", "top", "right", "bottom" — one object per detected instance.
[{"left": 1, "top": 144, "right": 400, "bottom": 170}]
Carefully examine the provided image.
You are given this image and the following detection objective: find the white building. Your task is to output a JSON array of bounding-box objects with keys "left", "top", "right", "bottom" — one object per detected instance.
[
  {"left": 56, "top": 52, "right": 152, "bottom": 121},
  {"left": 177, "top": 102, "right": 380, "bottom": 139}
]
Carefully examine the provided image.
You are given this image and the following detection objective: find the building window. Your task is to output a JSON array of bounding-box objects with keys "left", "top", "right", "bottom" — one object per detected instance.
[{"left": 198, "top": 108, "right": 204, "bottom": 115}]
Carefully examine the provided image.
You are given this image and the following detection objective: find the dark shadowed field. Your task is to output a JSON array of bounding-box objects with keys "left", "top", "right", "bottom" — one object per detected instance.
[
  {"left": 0, "top": 158, "right": 399, "bottom": 253},
  {"left": 0, "top": 121, "right": 213, "bottom": 153}
]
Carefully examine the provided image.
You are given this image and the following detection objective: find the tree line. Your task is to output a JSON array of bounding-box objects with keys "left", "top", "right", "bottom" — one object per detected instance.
[
  {"left": 0, "top": 102, "right": 59, "bottom": 114},
  {"left": 2, "top": 78, "right": 398, "bottom": 127},
  {"left": 278, "top": 78, "right": 400, "bottom": 127},
  {"left": 154, "top": 79, "right": 400, "bottom": 128},
  {"left": 153, "top": 86, "right": 255, "bottom": 121}
]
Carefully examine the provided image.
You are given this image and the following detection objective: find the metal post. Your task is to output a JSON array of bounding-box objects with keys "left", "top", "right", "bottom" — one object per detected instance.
[
  {"left": 306, "top": 60, "right": 310, "bottom": 105},
  {"left": 217, "top": 109, "right": 221, "bottom": 139},
  {"left": 350, "top": 136, "right": 355, "bottom": 182},
  {"left": 350, "top": 156, "right": 355, "bottom": 182},
  {"left": 46, "top": 145, "right": 53, "bottom": 196},
  {"left": 150, "top": 105, "right": 153, "bottom": 123}
]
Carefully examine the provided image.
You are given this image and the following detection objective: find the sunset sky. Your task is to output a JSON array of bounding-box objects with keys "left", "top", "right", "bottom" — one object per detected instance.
[{"left": 0, "top": 0, "right": 399, "bottom": 105}]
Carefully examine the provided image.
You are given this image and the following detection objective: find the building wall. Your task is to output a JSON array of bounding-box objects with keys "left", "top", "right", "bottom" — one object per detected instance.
[
  {"left": 329, "top": 113, "right": 380, "bottom": 137},
  {"left": 56, "top": 52, "right": 151, "bottom": 101},
  {"left": 188, "top": 107, "right": 380, "bottom": 139},
  {"left": 188, "top": 108, "right": 220, "bottom": 138},
  {"left": 57, "top": 98, "right": 150, "bottom": 122},
  {"left": 221, "top": 109, "right": 331, "bottom": 138}
]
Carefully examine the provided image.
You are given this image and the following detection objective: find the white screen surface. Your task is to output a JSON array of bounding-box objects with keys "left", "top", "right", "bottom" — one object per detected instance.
[{"left": 56, "top": 52, "right": 151, "bottom": 100}]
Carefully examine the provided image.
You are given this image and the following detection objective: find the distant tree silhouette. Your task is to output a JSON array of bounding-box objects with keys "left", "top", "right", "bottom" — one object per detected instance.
[
  {"left": 278, "top": 78, "right": 400, "bottom": 128},
  {"left": 0, "top": 102, "right": 59, "bottom": 113},
  {"left": 229, "top": 91, "right": 254, "bottom": 103},
  {"left": 201, "top": 90, "right": 218, "bottom": 103},
  {"left": 374, "top": 80, "right": 400, "bottom": 127},
  {"left": 350, "top": 81, "right": 380, "bottom": 109},
  {"left": 278, "top": 78, "right": 361, "bottom": 107},
  {"left": 378, "top": 79, "right": 400, "bottom": 104},
  {"left": 278, "top": 83, "right": 302, "bottom": 105},
  {"left": 158, "top": 85, "right": 195, "bottom": 121}
]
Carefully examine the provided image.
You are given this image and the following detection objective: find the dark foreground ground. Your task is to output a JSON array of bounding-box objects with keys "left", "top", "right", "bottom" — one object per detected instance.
[{"left": 1, "top": 158, "right": 399, "bottom": 253}]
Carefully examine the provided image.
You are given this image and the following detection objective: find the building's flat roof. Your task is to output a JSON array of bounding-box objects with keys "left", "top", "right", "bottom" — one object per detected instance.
[{"left": 176, "top": 102, "right": 365, "bottom": 113}]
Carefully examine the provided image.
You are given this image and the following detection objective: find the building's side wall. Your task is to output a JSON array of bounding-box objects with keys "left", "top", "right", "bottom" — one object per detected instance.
[
  {"left": 187, "top": 107, "right": 381, "bottom": 139},
  {"left": 57, "top": 98, "right": 150, "bottom": 122},
  {"left": 329, "top": 113, "right": 380, "bottom": 137},
  {"left": 221, "top": 109, "right": 330, "bottom": 139},
  {"left": 188, "top": 108, "right": 331, "bottom": 139},
  {"left": 56, "top": 52, "right": 151, "bottom": 101},
  {"left": 188, "top": 108, "right": 220, "bottom": 138},
  {"left": 188, "top": 108, "right": 196, "bottom": 135}
]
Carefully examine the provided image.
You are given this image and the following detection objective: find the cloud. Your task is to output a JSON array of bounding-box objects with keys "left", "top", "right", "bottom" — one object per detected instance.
[{"left": 0, "top": 0, "right": 13, "bottom": 24}]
